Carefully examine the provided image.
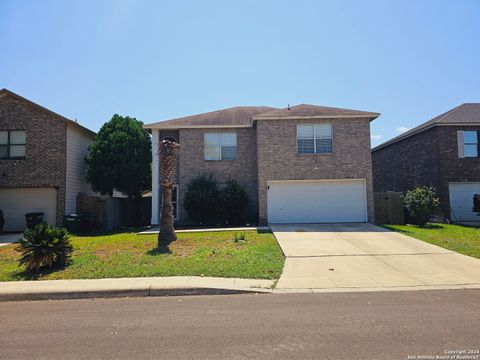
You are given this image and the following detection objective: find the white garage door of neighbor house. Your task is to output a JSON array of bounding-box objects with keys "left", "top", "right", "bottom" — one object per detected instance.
[
  {"left": 449, "top": 182, "right": 480, "bottom": 222},
  {"left": 0, "top": 188, "right": 57, "bottom": 232},
  {"left": 267, "top": 180, "right": 367, "bottom": 223}
]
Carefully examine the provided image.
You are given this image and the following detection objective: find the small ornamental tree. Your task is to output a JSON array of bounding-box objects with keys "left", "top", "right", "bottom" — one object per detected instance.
[
  {"left": 404, "top": 186, "right": 440, "bottom": 227},
  {"left": 85, "top": 114, "right": 151, "bottom": 225}
]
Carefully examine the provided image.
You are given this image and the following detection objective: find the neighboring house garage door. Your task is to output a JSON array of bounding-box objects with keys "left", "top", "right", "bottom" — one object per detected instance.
[
  {"left": 0, "top": 188, "right": 57, "bottom": 232},
  {"left": 449, "top": 182, "right": 480, "bottom": 222},
  {"left": 267, "top": 179, "right": 367, "bottom": 223}
]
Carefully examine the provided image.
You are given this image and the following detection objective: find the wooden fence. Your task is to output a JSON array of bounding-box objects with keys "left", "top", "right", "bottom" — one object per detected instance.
[
  {"left": 76, "top": 193, "right": 151, "bottom": 231},
  {"left": 374, "top": 192, "right": 405, "bottom": 225}
]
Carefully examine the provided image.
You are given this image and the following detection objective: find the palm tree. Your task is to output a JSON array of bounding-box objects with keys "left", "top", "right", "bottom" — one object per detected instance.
[{"left": 158, "top": 139, "right": 180, "bottom": 246}]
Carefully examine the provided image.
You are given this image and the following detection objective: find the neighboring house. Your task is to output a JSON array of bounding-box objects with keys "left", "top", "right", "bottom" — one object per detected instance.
[
  {"left": 0, "top": 89, "right": 97, "bottom": 231},
  {"left": 372, "top": 103, "right": 480, "bottom": 223},
  {"left": 144, "top": 104, "right": 379, "bottom": 225}
]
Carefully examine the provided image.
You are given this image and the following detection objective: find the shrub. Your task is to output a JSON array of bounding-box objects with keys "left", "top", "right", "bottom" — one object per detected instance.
[
  {"left": 17, "top": 223, "right": 73, "bottom": 271},
  {"left": 404, "top": 186, "right": 440, "bottom": 227},
  {"left": 220, "top": 180, "right": 249, "bottom": 225},
  {"left": 184, "top": 175, "right": 221, "bottom": 224},
  {"left": 232, "top": 232, "right": 246, "bottom": 243}
]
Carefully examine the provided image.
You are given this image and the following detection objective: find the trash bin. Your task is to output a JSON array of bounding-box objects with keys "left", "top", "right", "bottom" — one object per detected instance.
[
  {"left": 25, "top": 212, "right": 44, "bottom": 229},
  {"left": 63, "top": 214, "right": 89, "bottom": 233}
]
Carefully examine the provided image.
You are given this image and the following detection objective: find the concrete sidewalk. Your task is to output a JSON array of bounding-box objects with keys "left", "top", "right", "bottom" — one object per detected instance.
[{"left": 0, "top": 276, "right": 274, "bottom": 301}]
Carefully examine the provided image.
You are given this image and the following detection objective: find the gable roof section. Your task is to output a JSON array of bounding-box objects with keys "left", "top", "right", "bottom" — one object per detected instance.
[
  {"left": 144, "top": 106, "right": 278, "bottom": 129},
  {"left": 0, "top": 88, "right": 95, "bottom": 137},
  {"left": 144, "top": 104, "right": 380, "bottom": 129},
  {"left": 372, "top": 103, "right": 480, "bottom": 151},
  {"left": 252, "top": 104, "right": 380, "bottom": 120}
]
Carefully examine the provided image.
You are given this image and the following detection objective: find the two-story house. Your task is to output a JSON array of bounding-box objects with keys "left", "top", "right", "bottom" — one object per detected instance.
[
  {"left": 372, "top": 103, "right": 480, "bottom": 223},
  {"left": 0, "top": 89, "right": 97, "bottom": 231},
  {"left": 145, "top": 104, "right": 379, "bottom": 225}
]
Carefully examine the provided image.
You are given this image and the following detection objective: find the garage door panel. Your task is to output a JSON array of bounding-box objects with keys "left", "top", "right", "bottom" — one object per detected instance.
[
  {"left": 0, "top": 188, "right": 57, "bottom": 232},
  {"left": 449, "top": 183, "right": 480, "bottom": 222},
  {"left": 267, "top": 180, "right": 367, "bottom": 223}
]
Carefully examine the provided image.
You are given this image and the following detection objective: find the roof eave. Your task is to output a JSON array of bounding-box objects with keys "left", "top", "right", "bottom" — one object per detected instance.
[
  {"left": 372, "top": 122, "right": 480, "bottom": 152},
  {"left": 0, "top": 88, "right": 96, "bottom": 137}
]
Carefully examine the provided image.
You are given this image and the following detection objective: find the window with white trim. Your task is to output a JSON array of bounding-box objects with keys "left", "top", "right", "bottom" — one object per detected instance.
[
  {"left": 0, "top": 130, "right": 26, "bottom": 160},
  {"left": 463, "top": 131, "right": 478, "bottom": 158},
  {"left": 297, "top": 124, "right": 332, "bottom": 154},
  {"left": 204, "top": 133, "right": 237, "bottom": 160}
]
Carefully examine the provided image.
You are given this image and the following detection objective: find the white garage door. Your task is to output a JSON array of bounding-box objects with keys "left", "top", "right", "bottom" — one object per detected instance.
[
  {"left": 0, "top": 188, "right": 57, "bottom": 232},
  {"left": 267, "top": 179, "right": 367, "bottom": 223},
  {"left": 449, "top": 182, "right": 480, "bottom": 222}
]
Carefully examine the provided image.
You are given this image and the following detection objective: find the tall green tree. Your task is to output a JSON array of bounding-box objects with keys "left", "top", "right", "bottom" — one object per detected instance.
[{"left": 86, "top": 114, "right": 151, "bottom": 224}]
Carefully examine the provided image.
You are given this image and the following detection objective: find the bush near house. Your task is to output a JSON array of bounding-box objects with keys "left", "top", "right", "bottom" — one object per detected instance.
[
  {"left": 184, "top": 175, "right": 221, "bottom": 225},
  {"left": 220, "top": 180, "right": 249, "bottom": 225},
  {"left": 404, "top": 186, "right": 440, "bottom": 227},
  {"left": 184, "top": 175, "right": 250, "bottom": 226}
]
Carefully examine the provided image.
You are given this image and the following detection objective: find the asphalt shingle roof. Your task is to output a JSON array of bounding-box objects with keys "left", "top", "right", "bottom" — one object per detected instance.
[
  {"left": 144, "top": 104, "right": 380, "bottom": 129},
  {"left": 373, "top": 103, "right": 480, "bottom": 151},
  {"left": 144, "top": 106, "right": 277, "bottom": 129},
  {"left": 252, "top": 104, "right": 380, "bottom": 119}
]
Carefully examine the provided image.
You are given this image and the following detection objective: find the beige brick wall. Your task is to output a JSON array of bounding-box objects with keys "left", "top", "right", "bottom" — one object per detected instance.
[
  {"left": 178, "top": 127, "right": 258, "bottom": 224},
  {"left": 256, "top": 117, "right": 374, "bottom": 223},
  {"left": 0, "top": 95, "right": 67, "bottom": 225}
]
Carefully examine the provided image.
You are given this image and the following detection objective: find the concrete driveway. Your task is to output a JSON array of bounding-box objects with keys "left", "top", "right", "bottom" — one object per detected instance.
[
  {"left": 271, "top": 223, "right": 480, "bottom": 292},
  {"left": 0, "top": 233, "right": 21, "bottom": 247}
]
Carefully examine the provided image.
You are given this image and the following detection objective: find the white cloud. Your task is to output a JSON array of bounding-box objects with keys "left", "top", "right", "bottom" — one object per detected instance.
[
  {"left": 371, "top": 134, "right": 382, "bottom": 140},
  {"left": 395, "top": 126, "right": 411, "bottom": 133}
]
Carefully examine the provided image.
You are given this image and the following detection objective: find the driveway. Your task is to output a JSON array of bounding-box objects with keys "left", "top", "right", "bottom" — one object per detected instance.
[
  {"left": 0, "top": 233, "right": 21, "bottom": 247},
  {"left": 271, "top": 223, "right": 480, "bottom": 292}
]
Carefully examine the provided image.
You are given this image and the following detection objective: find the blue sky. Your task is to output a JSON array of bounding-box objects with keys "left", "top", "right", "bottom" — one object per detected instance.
[{"left": 1, "top": 0, "right": 479, "bottom": 147}]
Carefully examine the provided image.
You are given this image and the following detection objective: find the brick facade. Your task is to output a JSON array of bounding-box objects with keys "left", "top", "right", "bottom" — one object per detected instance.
[
  {"left": 256, "top": 118, "right": 375, "bottom": 223},
  {"left": 0, "top": 95, "right": 67, "bottom": 225},
  {"left": 372, "top": 125, "right": 480, "bottom": 219},
  {"left": 177, "top": 127, "right": 258, "bottom": 223}
]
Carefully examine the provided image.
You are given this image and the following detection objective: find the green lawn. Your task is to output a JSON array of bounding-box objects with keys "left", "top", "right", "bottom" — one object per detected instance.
[
  {"left": 0, "top": 230, "right": 284, "bottom": 281},
  {"left": 384, "top": 223, "right": 480, "bottom": 259}
]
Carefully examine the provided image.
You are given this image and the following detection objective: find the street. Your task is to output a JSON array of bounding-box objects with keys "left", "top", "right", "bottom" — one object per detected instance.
[{"left": 1, "top": 290, "right": 479, "bottom": 360}]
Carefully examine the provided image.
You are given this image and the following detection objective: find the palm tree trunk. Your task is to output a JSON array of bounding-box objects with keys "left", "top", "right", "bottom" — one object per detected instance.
[
  {"left": 159, "top": 184, "right": 176, "bottom": 243},
  {"left": 157, "top": 139, "right": 180, "bottom": 247}
]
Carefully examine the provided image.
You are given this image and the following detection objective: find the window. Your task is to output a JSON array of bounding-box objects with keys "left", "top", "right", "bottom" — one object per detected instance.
[
  {"left": 0, "top": 130, "right": 26, "bottom": 159},
  {"left": 204, "top": 133, "right": 237, "bottom": 160},
  {"left": 463, "top": 131, "right": 478, "bottom": 158},
  {"left": 297, "top": 124, "right": 332, "bottom": 154}
]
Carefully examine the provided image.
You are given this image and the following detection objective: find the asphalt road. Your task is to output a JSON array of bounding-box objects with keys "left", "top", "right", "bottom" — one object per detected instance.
[{"left": 1, "top": 290, "right": 479, "bottom": 360}]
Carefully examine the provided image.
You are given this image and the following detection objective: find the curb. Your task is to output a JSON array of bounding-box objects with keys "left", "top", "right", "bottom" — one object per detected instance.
[{"left": 0, "top": 287, "right": 271, "bottom": 302}]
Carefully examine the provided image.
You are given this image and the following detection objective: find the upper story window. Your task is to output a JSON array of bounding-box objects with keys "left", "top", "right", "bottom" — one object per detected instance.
[
  {"left": 0, "top": 130, "right": 26, "bottom": 160},
  {"left": 204, "top": 133, "right": 237, "bottom": 160},
  {"left": 297, "top": 124, "right": 333, "bottom": 154},
  {"left": 463, "top": 131, "right": 478, "bottom": 158}
]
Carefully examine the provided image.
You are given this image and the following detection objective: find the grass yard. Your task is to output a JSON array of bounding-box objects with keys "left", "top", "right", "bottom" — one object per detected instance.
[
  {"left": 0, "top": 230, "right": 284, "bottom": 282},
  {"left": 384, "top": 223, "right": 480, "bottom": 259}
]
